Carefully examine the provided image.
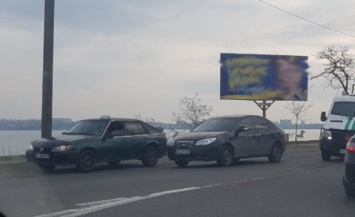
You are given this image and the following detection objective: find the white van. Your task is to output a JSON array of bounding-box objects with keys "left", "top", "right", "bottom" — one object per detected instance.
[{"left": 320, "top": 95, "right": 355, "bottom": 161}]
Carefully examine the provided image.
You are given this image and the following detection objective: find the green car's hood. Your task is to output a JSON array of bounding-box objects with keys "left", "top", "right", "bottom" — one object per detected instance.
[{"left": 31, "top": 134, "right": 95, "bottom": 147}]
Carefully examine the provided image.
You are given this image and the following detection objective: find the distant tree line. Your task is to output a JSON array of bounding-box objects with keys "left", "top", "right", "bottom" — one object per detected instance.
[{"left": 0, "top": 118, "right": 75, "bottom": 130}]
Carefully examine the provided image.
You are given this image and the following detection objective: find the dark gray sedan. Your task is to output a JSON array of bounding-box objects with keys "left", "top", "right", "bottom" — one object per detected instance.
[
  {"left": 343, "top": 135, "right": 355, "bottom": 197},
  {"left": 168, "top": 114, "right": 287, "bottom": 167}
]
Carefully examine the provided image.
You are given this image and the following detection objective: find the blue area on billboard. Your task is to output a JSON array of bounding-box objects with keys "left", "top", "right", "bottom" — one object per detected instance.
[{"left": 220, "top": 53, "right": 309, "bottom": 101}]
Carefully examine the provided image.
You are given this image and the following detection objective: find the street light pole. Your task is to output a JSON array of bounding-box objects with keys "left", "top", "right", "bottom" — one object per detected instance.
[{"left": 41, "top": 0, "right": 55, "bottom": 138}]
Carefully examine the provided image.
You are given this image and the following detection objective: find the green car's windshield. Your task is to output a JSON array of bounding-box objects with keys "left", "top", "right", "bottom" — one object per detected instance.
[
  {"left": 193, "top": 118, "right": 239, "bottom": 132},
  {"left": 65, "top": 120, "right": 109, "bottom": 136},
  {"left": 331, "top": 102, "right": 355, "bottom": 117}
]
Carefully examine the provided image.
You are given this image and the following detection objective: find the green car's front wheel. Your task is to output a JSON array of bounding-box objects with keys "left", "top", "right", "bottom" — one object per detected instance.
[{"left": 77, "top": 149, "right": 96, "bottom": 172}]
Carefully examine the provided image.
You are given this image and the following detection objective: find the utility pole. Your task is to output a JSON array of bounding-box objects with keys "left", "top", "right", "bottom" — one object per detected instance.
[{"left": 41, "top": 0, "right": 55, "bottom": 138}]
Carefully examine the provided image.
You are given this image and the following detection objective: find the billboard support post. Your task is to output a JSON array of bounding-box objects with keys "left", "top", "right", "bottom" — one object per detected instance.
[{"left": 254, "top": 100, "right": 274, "bottom": 118}]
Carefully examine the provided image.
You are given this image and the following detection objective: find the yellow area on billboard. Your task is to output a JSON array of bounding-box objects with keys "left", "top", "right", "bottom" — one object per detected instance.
[
  {"left": 225, "top": 57, "right": 269, "bottom": 91},
  {"left": 220, "top": 90, "right": 282, "bottom": 100}
]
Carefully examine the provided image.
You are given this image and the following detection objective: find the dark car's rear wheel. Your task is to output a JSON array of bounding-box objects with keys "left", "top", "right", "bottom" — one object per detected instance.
[
  {"left": 175, "top": 160, "right": 189, "bottom": 167},
  {"left": 37, "top": 164, "right": 55, "bottom": 172},
  {"left": 77, "top": 149, "right": 96, "bottom": 172},
  {"left": 142, "top": 146, "right": 159, "bottom": 167},
  {"left": 321, "top": 151, "right": 331, "bottom": 161},
  {"left": 217, "top": 145, "right": 234, "bottom": 167},
  {"left": 268, "top": 143, "right": 283, "bottom": 163}
]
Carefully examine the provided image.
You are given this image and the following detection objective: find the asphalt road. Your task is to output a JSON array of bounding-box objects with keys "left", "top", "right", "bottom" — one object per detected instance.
[{"left": 0, "top": 144, "right": 354, "bottom": 217}]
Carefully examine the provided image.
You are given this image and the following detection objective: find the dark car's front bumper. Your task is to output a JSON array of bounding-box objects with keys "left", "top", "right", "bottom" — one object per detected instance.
[
  {"left": 168, "top": 144, "right": 221, "bottom": 162},
  {"left": 319, "top": 138, "right": 346, "bottom": 157},
  {"left": 26, "top": 150, "right": 79, "bottom": 166}
]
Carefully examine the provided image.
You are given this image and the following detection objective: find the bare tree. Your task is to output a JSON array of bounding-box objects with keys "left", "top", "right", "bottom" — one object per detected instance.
[
  {"left": 172, "top": 92, "right": 213, "bottom": 130},
  {"left": 284, "top": 101, "right": 313, "bottom": 146},
  {"left": 312, "top": 44, "right": 355, "bottom": 94}
]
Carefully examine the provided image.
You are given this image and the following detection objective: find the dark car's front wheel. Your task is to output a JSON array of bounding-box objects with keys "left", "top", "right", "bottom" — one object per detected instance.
[
  {"left": 37, "top": 164, "right": 55, "bottom": 172},
  {"left": 142, "top": 146, "right": 159, "bottom": 167},
  {"left": 268, "top": 143, "right": 283, "bottom": 163},
  {"left": 77, "top": 149, "right": 96, "bottom": 172},
  {"left": 175, "top": 160, "right": 189, "bottom": 167},
  {"left": 217, "top": 145, "right": 234, "bottom": 167}
]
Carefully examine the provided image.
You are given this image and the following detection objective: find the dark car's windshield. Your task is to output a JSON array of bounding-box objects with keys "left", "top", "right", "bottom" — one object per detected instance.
[
  {"left": 193, "top": 118, "right": 239, "bottom": 132},
  {"left": 331, "top": 102, "right": 355, "bottom": 117},
  {"left": 64, "top": 120, "right": 109, "bottom": 136}
]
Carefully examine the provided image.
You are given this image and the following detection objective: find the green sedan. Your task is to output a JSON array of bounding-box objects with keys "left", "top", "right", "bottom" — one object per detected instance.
[{"left": 26, "top": 117, "right": 167, "bottom": 172}]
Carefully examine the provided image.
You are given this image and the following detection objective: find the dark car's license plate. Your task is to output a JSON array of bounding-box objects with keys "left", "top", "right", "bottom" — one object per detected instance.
[
  {"left": 35, "top": 153, "right": 50, "bottom": 159},
  {"left": 175, "top": 149, "right": 190, "bottom": 155}
]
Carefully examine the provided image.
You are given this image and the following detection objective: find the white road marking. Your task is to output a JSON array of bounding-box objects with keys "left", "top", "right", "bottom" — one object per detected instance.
[
  {"left": 35, "top": 186, "right": 212, "bottom": 217},
  {"left": 34, "top": 178, "right": 262, "bottom": 217}
]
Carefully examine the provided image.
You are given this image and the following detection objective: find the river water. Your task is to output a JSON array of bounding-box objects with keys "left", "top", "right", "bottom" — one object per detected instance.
[{"left": 0, "top": 129, "right": 321, "bottom": 156}]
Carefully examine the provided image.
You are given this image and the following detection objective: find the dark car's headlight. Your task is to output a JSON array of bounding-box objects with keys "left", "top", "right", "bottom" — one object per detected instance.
[
  {"left": 51, "top": 145, "right": 73, "bottom": 152},
  {"left": 28, "top": 144, "right": 34, "bottom": 151},
  {"left": 195, "top": 138, "right": 216, "bottom": 146},
  {"left": 320, "top": 129, "right": 332, "bottom": 140}
]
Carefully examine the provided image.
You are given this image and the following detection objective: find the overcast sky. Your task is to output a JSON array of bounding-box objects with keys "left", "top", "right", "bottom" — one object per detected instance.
[{"left": 1, "top": 0, "right": 355, "bottom": 123}]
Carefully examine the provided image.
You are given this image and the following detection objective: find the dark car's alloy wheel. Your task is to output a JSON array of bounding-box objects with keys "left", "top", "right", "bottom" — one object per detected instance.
[
  {"left": 142, "top": 146, "right": 159, "bottom": 167},
  {"left": 268, "top": 144, "right": 283, "bottom": 163},
  {"left": 78, "top": 149, "right": 96, "bottom": 172},
  {"left": 175, "top": 160, "right": 189, "bottom": 167},
  {"left": 321, "top": 151, "right": 331, "bottom": 161},
  {"left": 217, "top": 145, "right": 234, "bottom": 167},
  {"left": 37, "top": 164, "right": 55, "bottom": 172}
]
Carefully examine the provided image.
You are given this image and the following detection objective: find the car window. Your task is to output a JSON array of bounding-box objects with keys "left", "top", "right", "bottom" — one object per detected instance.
[
  {"left": 331, "top": 102, "right": 355, "bottom": 117},
  {"left": 193, "top": 118, "right": 239, "bottom": 132},
  {"left": 239, "top": 117, "right": 254, "bottom": 130},
  {"left": 124, "top": 122, "right": 147, "bottom": 135},
  {"left": 107, "top": 121, "right": 126, "bottom": 136},
  {"left": 142, "top": 122, "right": 161, "bottom": 134},
  {"left": 65, "top": 120, "right": 108, "bottom": 136},
  {"left": 252, "top": 116, "right": 269, "bottom": 129}
]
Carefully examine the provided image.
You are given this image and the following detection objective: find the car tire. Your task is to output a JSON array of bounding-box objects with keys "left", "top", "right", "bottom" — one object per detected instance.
[
  {"left": 107, "top": 161, "right": 121, "bottom": 166},
  {"left": 142, "top": 146, "right": 159, "bottom": 167},
  {"left": 175, "top": 160, "right": 189, "bottom": 167},
  {"left": 37, "top": 164, "right": 55, "bottom": 172},
  {"left": 77, "top": 149, "right": 96, "bottom": 172},
  {"left": 321, "top": 151, "right": 331, "bottom": 161},
  {"left": 268, "top": 143, "right": 283, "bottom": 163},
  {"left": 217, "top": 145, "right": 234, "bottom": 167}
]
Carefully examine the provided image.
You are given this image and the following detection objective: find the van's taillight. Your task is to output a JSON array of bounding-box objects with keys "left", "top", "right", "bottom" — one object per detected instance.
[{"left": 347, "top": 141, "right": 355, "bottom": 153}]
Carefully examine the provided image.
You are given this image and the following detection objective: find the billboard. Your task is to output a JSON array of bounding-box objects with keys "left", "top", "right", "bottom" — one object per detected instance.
[{"left": 220, "top": 53, "right": 309, "bottom": 101}]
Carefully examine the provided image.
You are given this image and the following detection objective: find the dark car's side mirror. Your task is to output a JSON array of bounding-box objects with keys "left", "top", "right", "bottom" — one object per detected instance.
[
  {"left": 235, "top": 126, "right": 248, "bottom": 137},
  {"left": 320, "top": 111, "right": 327, "bottom": 122}
]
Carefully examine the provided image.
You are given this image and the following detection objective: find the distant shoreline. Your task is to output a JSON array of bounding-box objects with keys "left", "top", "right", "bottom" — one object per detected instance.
[{"left": 0, "top": 118, "right": 323, "bottom": 131}]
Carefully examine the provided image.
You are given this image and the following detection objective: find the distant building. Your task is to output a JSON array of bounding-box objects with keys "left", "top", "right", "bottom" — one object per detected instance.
[{"left": 280, "top": 119, "right": 292, "bottom": 127}]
